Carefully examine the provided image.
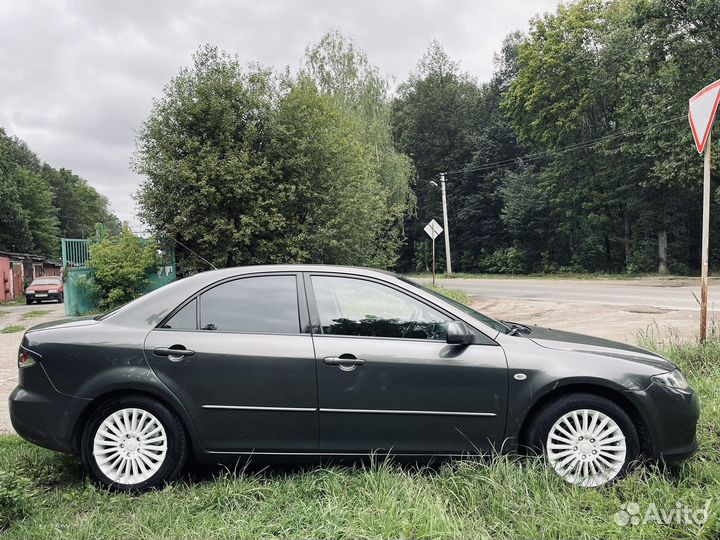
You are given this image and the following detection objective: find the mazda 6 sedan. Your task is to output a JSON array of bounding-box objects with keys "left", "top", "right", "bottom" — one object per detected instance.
[{"left": 10, "top": 265, "right": 699, "bottom": 490}]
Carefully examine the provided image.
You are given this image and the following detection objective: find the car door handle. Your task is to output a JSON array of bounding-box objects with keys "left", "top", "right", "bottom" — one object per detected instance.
[
  {"left": 153, "top": 347, "right": 195, "bottom": 361},
  {"left": 323, "top": 356, "right": 365, "bottom": 370}
]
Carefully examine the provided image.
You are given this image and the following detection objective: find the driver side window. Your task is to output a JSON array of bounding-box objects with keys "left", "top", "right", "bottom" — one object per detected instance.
[{"left": 311, "top": 276, "right": 450, "bottom": 340}]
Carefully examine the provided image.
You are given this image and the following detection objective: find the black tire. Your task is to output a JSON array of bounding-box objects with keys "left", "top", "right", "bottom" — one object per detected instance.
[
  {"left": 25, "top": 298, "right": 32, "bottom": 305},
  {"left": 81, "top": 395, "right": 188, "bottom": 492},
  {"left": 58, "top": 293, "right": 64, "bottom": 303},
  {"left": 525, "top": 392, "right": 640, "bottom": 486}
]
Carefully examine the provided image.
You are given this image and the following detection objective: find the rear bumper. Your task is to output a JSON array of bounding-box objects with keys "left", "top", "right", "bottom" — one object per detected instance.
[
  {"left": 632, "top": 382, "right": 700, "bottom": 462},
  {"left": 9, "top": 365, "right": 88, "bottom": 454}
]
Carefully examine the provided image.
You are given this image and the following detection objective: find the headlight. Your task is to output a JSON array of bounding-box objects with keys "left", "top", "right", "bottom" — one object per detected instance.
[
  {"left": 652, "top": 369, "right": 690, "bottom": 391},
  {"left": 48, "top": 289, "right": 57, "bottom": 293},
  {"left": 26, "top": 289, "right": 35, "bottom": 294}
]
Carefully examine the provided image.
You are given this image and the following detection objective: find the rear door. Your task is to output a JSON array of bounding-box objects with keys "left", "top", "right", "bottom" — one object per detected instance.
[
  {"left": 144, "top": 273, "right": 318, "bottom": 452},
  {"left": 307, "top": 273, "right": 508, "bottom": 455}
]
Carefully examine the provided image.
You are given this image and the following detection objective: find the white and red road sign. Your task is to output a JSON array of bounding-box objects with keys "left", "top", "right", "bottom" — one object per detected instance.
[{"left": 689, "top": 79, "right": 720, "bottom": 154}]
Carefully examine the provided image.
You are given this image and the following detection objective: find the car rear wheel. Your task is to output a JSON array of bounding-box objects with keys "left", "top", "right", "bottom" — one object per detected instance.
[
  {"left": 81, "top": 396, "right": 188, "bottom": 491},
  {"left": 526, "top": 393, "right": 640, "bottom": 487}
]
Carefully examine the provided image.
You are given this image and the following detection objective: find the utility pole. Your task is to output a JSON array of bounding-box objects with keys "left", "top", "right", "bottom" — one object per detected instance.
[
  {"left": 700, "top": 130, "right": 711, "bottom": 342},
  {"left": 440, "top": 173, "right": 452, "bottom": 275}
]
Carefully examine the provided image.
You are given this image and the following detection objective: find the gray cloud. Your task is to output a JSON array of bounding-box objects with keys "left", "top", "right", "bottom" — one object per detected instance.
[{"left": 0, "top": 0, "right": 558, "bottom": 227}]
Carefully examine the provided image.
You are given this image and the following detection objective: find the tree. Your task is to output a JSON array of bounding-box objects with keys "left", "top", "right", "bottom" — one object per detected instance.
[
  {"left": 392, "top": 42, "right": 484, "bottom": 271},
  {"left": 14, "top": 168, "right": 59, "bottom": 256},
  {"left": 0, "top": 127, "right": 119, "bottom": 257},
  {"left": 0, "top": 129, "right": 59, "bottom": 256},
  {"left": 87, "top": 224, "right": 157, "bottom": 308},
  {"left": 135, "top": 41, "right": 412, "bottom": 274},
  {"left": 303, "top": 31, "right": 415, "bottom": 264}
]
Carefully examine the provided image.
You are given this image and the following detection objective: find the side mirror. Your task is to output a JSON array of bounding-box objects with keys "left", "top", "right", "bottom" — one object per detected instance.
[{"left": 446, "top": 321, "right": 473, "bottom": 345}]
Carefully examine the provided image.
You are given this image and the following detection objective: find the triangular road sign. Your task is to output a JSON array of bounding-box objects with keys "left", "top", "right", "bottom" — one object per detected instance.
[{"left": 689, "top": 79, "right": 720, "bottom": 154}]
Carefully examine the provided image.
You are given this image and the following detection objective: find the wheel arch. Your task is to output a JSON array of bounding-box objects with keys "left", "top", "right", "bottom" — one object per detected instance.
[
  {"left": 72, "top": 387, "right": 201, "bottom": 455},
  {"left": 517, "top": 382, "right": 652, "bottom": 457}
]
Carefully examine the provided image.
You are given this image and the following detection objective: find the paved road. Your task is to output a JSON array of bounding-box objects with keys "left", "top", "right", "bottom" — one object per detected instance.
[{"left": 422, "top": 278, "right": 720, "bottom": 312}]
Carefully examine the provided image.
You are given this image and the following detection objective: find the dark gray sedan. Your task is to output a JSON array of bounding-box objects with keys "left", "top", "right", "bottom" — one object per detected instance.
[{"left": 9, "top": 265, "right": 699, "bottom": 490}]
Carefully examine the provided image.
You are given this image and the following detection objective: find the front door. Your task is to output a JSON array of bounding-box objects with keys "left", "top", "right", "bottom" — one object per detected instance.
[
  {"left": 307, "top": 274, "right": 508, "bottom": 454},
  {"left": 144, "top": 273, "right": 318, "bottom": 452}
]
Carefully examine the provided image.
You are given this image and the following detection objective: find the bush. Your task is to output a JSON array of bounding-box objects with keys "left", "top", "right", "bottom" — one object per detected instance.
[
  {"left": 87, "top": 225, "right": 158, "bottom": 309},
  {"left": 0, "top": 468, "right": 36, "bottom": 530},
  {"left": 479, "top": 247, "right": 527, "bottom": 274}
]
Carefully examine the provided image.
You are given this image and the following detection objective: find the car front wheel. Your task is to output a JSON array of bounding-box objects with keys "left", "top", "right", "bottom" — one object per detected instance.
[
  {"left": 81, "top": 396, "right": 188, "bottom": 491},
  {"left": 527, "top": 393, "right": 640, "bottom": 487}
]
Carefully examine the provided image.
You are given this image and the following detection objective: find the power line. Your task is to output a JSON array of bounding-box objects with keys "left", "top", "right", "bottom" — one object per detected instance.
[
  {"left": 172, "top": 237, "right": 218, "bottom": 270},
  {"left": 129, "top": 229, "right": 218, "bottom": 271},
  {"left": 444, "top": 115, "right": 687, "bottom": 178}
]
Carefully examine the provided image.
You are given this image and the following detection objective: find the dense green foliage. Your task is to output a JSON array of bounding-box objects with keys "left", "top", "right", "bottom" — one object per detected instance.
[
  {"left": 393, "top": 0, "right": 720, "bottom": 274},
  {"left": 0, "top": 128, "right": 120, "bottom": 257},
  {"left": 86, "top": 225, "right": 158, "bottom": 308},
  {"left": 135, "top": 36, "right": 413, "bottom": 275},
  {"left": 1, "top": 332, "right": 718, "bottom": 538}
]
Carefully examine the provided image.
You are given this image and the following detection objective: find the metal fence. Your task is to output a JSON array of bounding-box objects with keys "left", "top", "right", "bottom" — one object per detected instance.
[{"left": 61, "top": 239, "right": 92, "bottom": 268}]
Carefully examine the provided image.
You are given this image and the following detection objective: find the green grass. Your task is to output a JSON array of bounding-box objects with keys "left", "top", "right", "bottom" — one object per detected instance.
[
  {"left": 0, "top": 325, "right": 24, "bottom": 334},
  {"left": 426, "top": 284, "right": 469, "bottom": 305},
  {"left": 2, "top": 335, "right": 719, "bottom": 538},
  {"left": 20, "top": 310, "right": 52, "bottom": 320}
]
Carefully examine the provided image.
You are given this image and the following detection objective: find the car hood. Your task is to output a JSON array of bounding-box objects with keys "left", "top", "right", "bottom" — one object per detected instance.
[
  {"left": 27, "top": 284, "right": 62, "bottom": 291},
  {"left": 25, "top": 317, "right": 98, "bottom": 333},
  {"left": 527, "top": 325, "right": 676, "bottom": 371}
]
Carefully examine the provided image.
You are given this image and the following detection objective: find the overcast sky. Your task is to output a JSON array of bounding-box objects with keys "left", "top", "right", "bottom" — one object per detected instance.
[{"left": 0, "top": 0, "right": 559, "bottom": 227}]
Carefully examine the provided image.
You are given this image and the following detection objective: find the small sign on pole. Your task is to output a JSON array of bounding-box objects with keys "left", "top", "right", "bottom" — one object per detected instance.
[
  {"left": 689, "top": 79, "right": 720, "bottom": 342},
  {"left": 424, "top": 219, "right": 443, "bottom": 285}
]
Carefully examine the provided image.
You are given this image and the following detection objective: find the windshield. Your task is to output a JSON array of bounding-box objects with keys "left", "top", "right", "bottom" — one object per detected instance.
[
  {"left": 399, "top": 277, "right": 510, "bottom": 334},
  {"left": 30, "top": 278, "right": 61, "bottom": 286}
]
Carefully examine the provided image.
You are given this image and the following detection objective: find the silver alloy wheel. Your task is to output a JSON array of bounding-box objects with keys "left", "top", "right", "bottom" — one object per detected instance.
[
  {"left": 545, "top": 408, "right": 627, "bottom": 487},
  {"left": 92, "top": 407, "right": 168, "bottom": 485}
]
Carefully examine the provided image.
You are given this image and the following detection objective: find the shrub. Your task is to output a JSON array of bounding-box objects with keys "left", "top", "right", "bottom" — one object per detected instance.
[
  {"left": 87, "top": 224, "right": 158, "bottom": 309},
  {"left": 0, "top": 468, "right": 36, "bottom": 530},
  {"left": 479, "top": 247, "right": 527, "bottom": 274}
]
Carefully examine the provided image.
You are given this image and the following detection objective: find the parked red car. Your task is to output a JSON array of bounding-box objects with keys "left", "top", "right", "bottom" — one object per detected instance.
[{"left": 25, "top": 276, "right": 64, "bottom": 304}]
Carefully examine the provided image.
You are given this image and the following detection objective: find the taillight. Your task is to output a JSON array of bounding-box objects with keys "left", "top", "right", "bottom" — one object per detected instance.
[{"left": 18, "top": 351, "right": 37, "bottom": 368}]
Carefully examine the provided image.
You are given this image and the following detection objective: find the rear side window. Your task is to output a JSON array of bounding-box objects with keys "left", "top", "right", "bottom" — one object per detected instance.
[
  {"left": 162, "top": 299, "right": 197, "bottom": 330},
  {"left": 199, "top": 275, "right": 300, "bottom": 333}
]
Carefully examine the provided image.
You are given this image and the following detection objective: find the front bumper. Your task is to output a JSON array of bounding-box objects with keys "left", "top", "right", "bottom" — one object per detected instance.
[
  {"left": 631, "top": 381, "right": 700, "bottom": 461},
  {"left": 9, "top": 364, "right": 89, "bottom": 454},
  {"left": 25, "top": 292, "right": 62, "bottom": 302}
]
